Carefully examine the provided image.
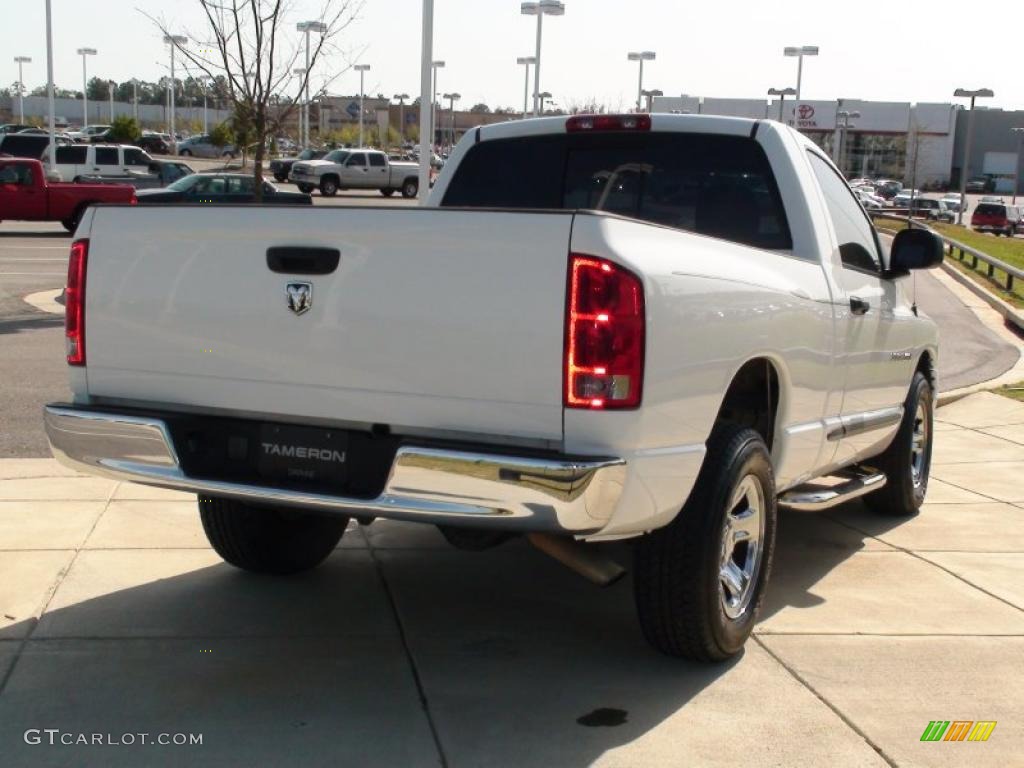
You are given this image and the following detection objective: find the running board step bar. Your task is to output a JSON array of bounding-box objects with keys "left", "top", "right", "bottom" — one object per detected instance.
[{"left": 777, "top": 468, "right": 887, "bottom": 512}]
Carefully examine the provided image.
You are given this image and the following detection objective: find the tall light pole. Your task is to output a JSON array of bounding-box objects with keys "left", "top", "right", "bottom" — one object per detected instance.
[
  {"left": 430, "top": 60, "right": 445, "bottom": 147},
  {"left": 768, "top": 86, "right": 796, "bottom": 123},
  {"left": 783, "top": 45, "right": 818, "bottom": 101},
  {"left": 835, "top": 109, "right": 860, "bottom": 174},
  {"left": 76, "top": 48, "right": 97, "bottom": 129},
  {"left": 393, "top": 93, "right": 409, "bottom": 141},
  {"left": 44, "top": 0, "right": 55, "bottom": 172},
  {"left": 537, "top": 91, "right": 552, "bottom": 114},
  {"left": 954, "top": 87, "right": 994, "bottom": 224},
  {"left": 297, "top": 21, "right": 327, "bottom": 149},
  {"left": 293, "top": 67, "right": 306, "bottom": 143},
  {"left": 201, "top": 80, "right": 209, "bottom": 134},
  {"left": 641, "top": 88, "right": 662, "bottom": 113},
  {"left": 13, "top": 57, "right": 31, "bottom": 123},
  {"left": 627, "top": 51, "right": 656, "bottom": 112},
  {"left": 419, "top": 0, "right": 434, "bottom": 200},
  {"left": 355, "top": 64, "right": 371, "bottom": 148},
  {"left": 108, "top": 80, "right": 116, "bottom": 122},
  {"left": 521, "top": 1, "right": 565, "bottom": 117},
  {"left": 132, "top": 79, "right": 139, "bottom": 125},
  {"left": 163, "top": 35, "right": 187, "bottom": 152},
  {"left": 443, "top": 92, "right": 460, "bottom": 149},
  {"left": 516, "top": 56, "right": 536, "bottom": 118},
  {"left": 1012, "top": 127, "right": 1024, "bottom": 205}
]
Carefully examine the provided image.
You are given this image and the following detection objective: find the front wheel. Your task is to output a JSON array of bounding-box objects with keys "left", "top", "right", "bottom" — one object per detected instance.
[
  {"left": 401, "top": 179, "right": 419, "bottom": 198},
  {"left": 198, "top": 496, "right": 349, "bottom": 575},
  {"left": 864, "top": 371, "right": 934, "bottom": 516},
  {"left": 179, "top": 149, "right": 192, "bottom": 157},
  {"left": 380, "top": 188, "right": 396, "bottom": 197},
  {"left": 633, "top": 425, "right": 777, "bottom": 661},
  {"left": 297, "top": 183, "right": 314, "bottom": 194},
  {"left": 274, "top": 173, "right": 288, "bottom": 183},
  {"left": 319, "top": 177, "right": 339, "bottom": 197}
]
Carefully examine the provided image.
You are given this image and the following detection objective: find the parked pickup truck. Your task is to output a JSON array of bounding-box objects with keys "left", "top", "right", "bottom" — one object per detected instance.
[
  {"left": 0, "top": 157, "right": 136, "bottom": 232},
  {"left": 44, "top": 114, "right": 944, "bottom": 661},
  {"left": 289, "top": 148, "right": 420, "bottom": 198},
  {"left": 78, "top": 159, "right": 195, "bottom": 190}
]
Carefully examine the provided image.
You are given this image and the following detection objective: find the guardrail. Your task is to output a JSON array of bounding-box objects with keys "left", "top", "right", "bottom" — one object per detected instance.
[{"left": 870, "top": 213, "right": 1024, "bottom": 296}]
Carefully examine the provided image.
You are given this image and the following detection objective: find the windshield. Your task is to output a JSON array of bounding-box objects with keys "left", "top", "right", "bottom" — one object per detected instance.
[
  {"left": 324, "top": 149, "right": 350, "bottom": 163},
  {"left": 166, "top": 175, "right": 202, "bottom": 192},
  {"left": 298, "top": 149, "right": 316, "bottom": 160}
]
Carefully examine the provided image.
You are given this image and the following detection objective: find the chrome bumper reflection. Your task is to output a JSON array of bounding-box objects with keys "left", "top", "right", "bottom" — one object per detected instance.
[{"left": 43, "top": 406, "right": 625, "bottom": 533}]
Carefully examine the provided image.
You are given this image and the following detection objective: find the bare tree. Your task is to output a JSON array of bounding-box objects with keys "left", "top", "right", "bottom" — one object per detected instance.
[{"left": 147, "top": 0, "right": 362, "bottom": 200}]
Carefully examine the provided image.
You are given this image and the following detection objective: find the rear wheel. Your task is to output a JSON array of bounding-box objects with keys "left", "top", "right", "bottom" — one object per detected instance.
[
  {"left": 179, "top": 149, "right": 192, "bottom": 157},
  {"left": 401, "top": 179, "right": 418, "bottom": 198},
  {"left": 380, "top": 188, "right": 396, "bottom": 197},
  {"left": 297, "top": 183, "right": 314, "bottom": 194},
  {"left": 320, "top": 177, "right": 339, "bottom": 197},
  {"left": 633, "top": 426, "right": 777, "bottom": 661},
  {"left": 274, "top": 172, "right": 288, "bottom": 183},
  {"left": 61, "top": 205, "right": 85, "bottom": 233},
  {"left": 864, "top": 371, "right": 934, "bottom": 516},
  {"left": 199, "top": 495, "right": 348, "bottom": 575}
]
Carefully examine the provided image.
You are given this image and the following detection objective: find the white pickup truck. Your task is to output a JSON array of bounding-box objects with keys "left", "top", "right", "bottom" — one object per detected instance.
[
  {"left": 289, "top": 148, "right": 420, "bottom": 198},
  {"left": 45, "top": 114, "right": 944, "bottom": 661}
]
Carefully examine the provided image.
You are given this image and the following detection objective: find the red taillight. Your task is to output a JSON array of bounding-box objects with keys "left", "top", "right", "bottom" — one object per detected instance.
[
  {"left": 66, "top": 239, "right": 88, "bottom": 366},
  {"left": 130, "top": 193, "right": 138, "bottom": 206},
  {"left": 566, "top": 114, "right": 652, "bottom": 133},
  {"left": 565, "top": 254, "right": 644, "bottom": 409}
]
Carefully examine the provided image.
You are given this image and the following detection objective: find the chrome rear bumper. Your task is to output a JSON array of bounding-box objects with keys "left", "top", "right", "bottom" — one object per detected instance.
[{"left": 43, "top": 406, "right": 626, "bottom": 534}]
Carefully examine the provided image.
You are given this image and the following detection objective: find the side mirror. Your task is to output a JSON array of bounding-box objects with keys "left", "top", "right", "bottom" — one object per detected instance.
[{"left": 888, "top": 227, "right": 944, "bottom": 275}]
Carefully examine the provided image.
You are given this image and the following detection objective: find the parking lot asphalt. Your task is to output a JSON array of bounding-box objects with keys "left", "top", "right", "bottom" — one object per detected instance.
[{"left": 0, "top": 391, "right": 1022, "bottom": 767}]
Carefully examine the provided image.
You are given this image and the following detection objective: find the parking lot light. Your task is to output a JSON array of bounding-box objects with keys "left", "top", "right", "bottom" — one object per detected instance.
[
  {"left": 954, "top": 87, "right": 995, "bottom": 224},
  {"left": 76, "top": 48, "right": 97, "bottom": 130},
  {"left": 627, "top": 51, "right": 656, "bottom": 112},
  {"left": 767, "top": 86, "right": 796, "bottom": 123},
  {"left": 443, "top": 92, "right": 460, "bottom": 149},
  {"left": 355, "top": 64, "right": 371, "bottom": 148},
  {"left": 162, "top": 36, "right": 187, "bottom": 153},
  {"left": 14, "top": 57, "right": 31, "bottom": 123},
  {"left": 44, "top": 0, "right": 55, "bottom": 171},
  {"left": 293, "top": 68, "right": 306, "bottom": 145},
  {"left": 783, "top": 45, "right": 818, "bottom": 101},
  {"left": 393, "top": 94, "right": 410, "bottom": 140},
  {"left": 419, "top": 1, "right": 435, "bottom": 201},
  {"left": 431, "top": 60, "right": 445, "bottom": 146},
  {"left": 1011, "top": 126, "right": 1024, "bottom": 205},
  {"left": 836, "top": 109, "right": 860, "bottom": 174},
  {"left": 517, "top": 56, "right": 536, "bottom": 119},
  {"left": 537, "top": 90, "right": 552, "bottom": 114},
  {"left": 521, "top": 1, "right": 565, "bottom": 117},
  {"left": 296, "top": 21, "right": 328, "bottom": 149}
]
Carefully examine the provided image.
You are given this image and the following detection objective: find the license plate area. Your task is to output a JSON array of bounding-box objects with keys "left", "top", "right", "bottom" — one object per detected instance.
[
  {"left": 257, "top": 423, "right": 348, "bottom": 485},
  {"left": 167, "top": 415, "right": 398, "bottom": 499}
]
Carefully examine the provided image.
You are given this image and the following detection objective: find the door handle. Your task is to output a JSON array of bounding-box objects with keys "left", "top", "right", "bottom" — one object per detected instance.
[
  {"left": 267, "top": 246, "right": 340, "bottom": 275},
  {"left": 850, "top": 296, "right": 870, "bottom": 315}
]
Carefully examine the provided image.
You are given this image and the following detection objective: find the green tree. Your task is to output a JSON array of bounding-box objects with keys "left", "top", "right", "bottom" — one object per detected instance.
[
  {"left": 209, "top": 120, "right": 236, "bottom": 148},
  {"left": 106, "top": 115, "right": 141, "bottom": 143},
  {"left": 470, "top": 103, "right": 491, "bottom": 113}
]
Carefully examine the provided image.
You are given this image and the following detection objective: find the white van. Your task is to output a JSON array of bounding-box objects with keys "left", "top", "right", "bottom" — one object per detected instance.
[{"left": 43, "top": 144, "right": 153, "bottom": 182}]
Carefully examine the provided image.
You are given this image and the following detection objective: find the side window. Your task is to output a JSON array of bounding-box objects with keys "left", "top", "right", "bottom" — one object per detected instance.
[
  {"left": 95, "top": 147, "right": 119, "bottom": 166},
  {"left": 56, "top": 146, "right": 88, "bottom": 164},
  {"left": 227, "top": 177, "right": 254, "bottom": 194},
  {"left": 368, "top": 153, "right": 386, "bottom": 167},
  {"left": 0, "top": 165, "right": 17, "bottom": 184},
  {"left": 807, "top": 151, "right": 881, "bottom": 273},
  {"left": 123, "top": 148, "right": 149, "bottom": 167},
  {"left": 347, "top": 153, "right": 367, "bottom": 167}
]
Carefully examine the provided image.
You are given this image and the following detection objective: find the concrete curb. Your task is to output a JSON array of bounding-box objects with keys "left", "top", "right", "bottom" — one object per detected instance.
[
  {"left": 940, "top": 260, "right": 1024, "bottom": 333},
  {"left": 22, "top": 288, "right": 64, "bottom": 316}
]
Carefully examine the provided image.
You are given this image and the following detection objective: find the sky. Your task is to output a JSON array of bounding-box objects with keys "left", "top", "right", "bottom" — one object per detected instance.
[{"left": 4, "top": 0, "right": 1022, "bottom": 113}]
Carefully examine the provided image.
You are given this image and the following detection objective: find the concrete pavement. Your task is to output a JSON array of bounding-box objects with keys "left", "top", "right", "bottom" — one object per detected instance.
[{"left": 0, "top": 391, "right": 1022, "bottom": 767}]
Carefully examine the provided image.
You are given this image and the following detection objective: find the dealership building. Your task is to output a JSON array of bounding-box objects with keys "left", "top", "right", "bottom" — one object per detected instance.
[{"left": 652, "top": 95, "right": 1023, "bottom": 194}]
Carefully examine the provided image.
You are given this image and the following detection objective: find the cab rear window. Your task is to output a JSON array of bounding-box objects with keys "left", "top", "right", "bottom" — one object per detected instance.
[
  {"left": 974, "top": 204, "right": 1006, "bottom": 217},
  {"left": 441, "top": 131, "right": 792, "bottom": 250}
]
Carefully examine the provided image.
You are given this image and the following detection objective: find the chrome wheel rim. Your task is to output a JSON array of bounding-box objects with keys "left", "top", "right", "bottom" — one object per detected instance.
[
  {"left": 719, "top": 474, "right": 766, "bottom": 620},
  {"left": 910, "top": 401, "right": 930, "bottom": 488}
]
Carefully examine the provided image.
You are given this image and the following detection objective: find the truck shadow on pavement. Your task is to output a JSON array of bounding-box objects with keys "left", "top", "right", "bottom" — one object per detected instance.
[
  {"left": 0, "top": 315, "right": 64, "bottom": 336},
  {"left": 0, "top": 503, "right": 899, "bottom": 767}
]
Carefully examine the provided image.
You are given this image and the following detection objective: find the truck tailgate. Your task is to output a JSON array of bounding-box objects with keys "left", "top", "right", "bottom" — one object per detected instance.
[{"left": 83, "top": 206, "right": 573, "bottom": 443}]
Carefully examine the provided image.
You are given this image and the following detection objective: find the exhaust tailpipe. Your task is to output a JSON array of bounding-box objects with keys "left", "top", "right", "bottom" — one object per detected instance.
[{"left": 527, "top": 533, "right": 626, "bottom": 587}]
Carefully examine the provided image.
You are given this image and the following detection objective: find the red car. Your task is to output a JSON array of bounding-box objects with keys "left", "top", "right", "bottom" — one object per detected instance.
[
  {"left": 0, "top": 157, "right": 136, "bottom": 232},
  {"left": 971, "top": 202, "right": 1022, "bottom": 237}
]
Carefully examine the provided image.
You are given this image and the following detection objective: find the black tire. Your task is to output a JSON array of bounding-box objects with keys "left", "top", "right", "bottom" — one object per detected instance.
[
  {"left": 180, "top": 149, "right": 192, "bottom": 157},
  {"left": 297, "top": 183, "right": 314, "bottom": 194},
  {"left": 198, "top": 495, "right": 348, "bottom": 575},
  {"left": 61, "top": 205, "right": 85, "bottom": 233},
  {"left": 274, "top": 173, "right": 288, "bottom": 183},
  {"left": 401, "top": 178, "right": 418, "bottom": 198},
  {"left": 380, "top": 188, "right": 396, "bottom": 197},
  {"left": 863, "top": 371, "right": 934, "bottom": 516},
  {"left": 222, "top": 151, "right": 235, "bottom": 160},
  {"left": 634, "top": 426, "right": 776, "bottom": 661},
  {"left": 320, "top": 177, "right": 339, "bottom": 197}
]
